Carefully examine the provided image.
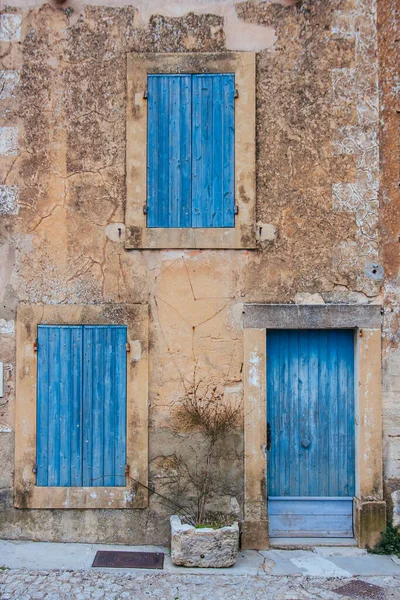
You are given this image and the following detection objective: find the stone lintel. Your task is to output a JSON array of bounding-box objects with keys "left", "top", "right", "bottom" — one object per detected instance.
[{"left": 243, "top": 303, "right": 382, "bottom": 330}]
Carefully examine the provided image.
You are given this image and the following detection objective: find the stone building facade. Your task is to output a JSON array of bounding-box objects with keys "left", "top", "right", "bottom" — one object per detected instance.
[{"left": 0, "top": 0, "right": 398, "bottom": 549}]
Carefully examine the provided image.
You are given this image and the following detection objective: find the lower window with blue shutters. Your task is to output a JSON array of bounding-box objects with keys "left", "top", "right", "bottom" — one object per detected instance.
[
  {"left": 36, "top": 325, "right": 127, "bottom": 488},
  {"left": 15, "top": 304, "right": 149, "bottom": 509}
]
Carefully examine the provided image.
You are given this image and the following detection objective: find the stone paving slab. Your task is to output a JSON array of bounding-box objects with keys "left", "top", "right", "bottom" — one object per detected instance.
[
  {"left": 329, "top": 554, "right": 400, "bottom": 576},
  {"left": 260, "top": 549, "right": 400, "bottom": 577}
]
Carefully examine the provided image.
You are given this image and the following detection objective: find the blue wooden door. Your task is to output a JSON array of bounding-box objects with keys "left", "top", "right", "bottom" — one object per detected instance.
[
  {"left": 36, "top": 325, "right": 127, "bottom": 487},
  {"left": 267, "top": 329, "right": 355, "bottom": 537}
]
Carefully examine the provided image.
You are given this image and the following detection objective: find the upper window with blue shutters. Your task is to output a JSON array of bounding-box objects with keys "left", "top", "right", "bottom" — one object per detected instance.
[
  {"left": 146, "top": 73, "right": 235, "bottom": 229},
  {"left": 126, "top": 53, "right": 256, "bottom": 249}
]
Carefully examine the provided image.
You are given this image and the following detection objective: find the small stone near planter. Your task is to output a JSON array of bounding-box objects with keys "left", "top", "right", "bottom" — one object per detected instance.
[{"left": 170, "top": 515, "right": 239, "bottom": 568}]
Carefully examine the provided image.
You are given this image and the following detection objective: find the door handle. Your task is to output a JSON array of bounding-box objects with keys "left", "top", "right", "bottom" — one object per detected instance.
[{"left": 267, "top": 423, "right": 271, "bottom": 451}]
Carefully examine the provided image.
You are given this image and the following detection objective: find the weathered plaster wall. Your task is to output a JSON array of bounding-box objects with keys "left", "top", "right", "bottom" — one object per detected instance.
[
  {"left": 378, "top": 0, "right": 400, "bottom": 527},
  {"left": 0, "top": 0, "right": 395, "bottom": 544}
]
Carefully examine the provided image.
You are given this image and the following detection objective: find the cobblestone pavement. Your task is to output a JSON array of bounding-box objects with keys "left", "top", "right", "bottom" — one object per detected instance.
[{"left": 1, "top": 570, "right": 400, "bottom": 600}]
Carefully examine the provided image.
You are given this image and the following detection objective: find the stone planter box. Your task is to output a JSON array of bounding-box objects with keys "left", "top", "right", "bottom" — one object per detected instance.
[{"left": 170, "top": 515, "right": 239, "bottom": 568}]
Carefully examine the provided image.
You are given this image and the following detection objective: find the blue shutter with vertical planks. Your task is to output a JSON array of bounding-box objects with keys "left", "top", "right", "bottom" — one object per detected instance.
[
  {"left": 147, "top": 74, "right": 192, "bottom": 228},
  {"left": 192, "top": 74, "right": 235, "bottom": 228},
  {"left": 147, "top": 73, "right": 235, "bottom": 228},
  {"left": 36, "top": 325, "right": 83, "bottom": 487},
  {"left": 82, "top": 325, "right": 127, "bottom": 487},
  {"left": 36, "top": 325, "right": 127, "bottom": 487}
]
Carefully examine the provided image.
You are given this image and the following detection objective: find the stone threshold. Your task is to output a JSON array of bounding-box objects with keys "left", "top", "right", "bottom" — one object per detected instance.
[{"left": 270, "top": 538, "right": 358, "bottom": 550}]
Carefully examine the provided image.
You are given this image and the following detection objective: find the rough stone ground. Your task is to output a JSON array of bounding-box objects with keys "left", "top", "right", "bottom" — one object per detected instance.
[{"left": 1, "top": 571, "right": 400, "bottom": 600}]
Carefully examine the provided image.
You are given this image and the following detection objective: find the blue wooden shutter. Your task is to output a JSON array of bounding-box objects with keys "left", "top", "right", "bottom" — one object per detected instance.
[
  {"left": 82, "top": 325, "right": 127, "bottom": 487},
  {"left": 36, "top": 325, "right": 83, "bottom": 486},
  {"left": 192, "top": 74, "right": 235, "bottom": 228},
  {"left": 147, "top": 74, "right": 192, "bottom": 228},
  {"left": 36, "top": 325, "right": 127, "bottom": 487}
]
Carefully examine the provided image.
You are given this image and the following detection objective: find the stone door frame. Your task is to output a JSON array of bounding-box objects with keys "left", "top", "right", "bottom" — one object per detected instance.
[{"left": 241, "top": 304, "right": 386, "bottom": 549}]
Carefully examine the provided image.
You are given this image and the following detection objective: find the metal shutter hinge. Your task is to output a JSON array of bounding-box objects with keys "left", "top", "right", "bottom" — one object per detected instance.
[
  {"left": 126, "top": 342, "right": 131, "bottom": 352},
  {"left": 234, "top": 205, "right": 239, "bottom": 215},
  {"left": 143, "top": 204, "right": 148, "bottom": 214},
  {"left": 32, "top": 464, "right": 37, "bottom": 474},
  {"left": 33, "top": 339, "right": 38, "bottom": 352},
  {"left": 143, "top": 89, "right": 148, "bottom": 99},
  {"left": 125, "top": 464, "right": 130, "bottom": 476},
  {"left": 234, "top": 88, "right": 239, "bottom": 99}
]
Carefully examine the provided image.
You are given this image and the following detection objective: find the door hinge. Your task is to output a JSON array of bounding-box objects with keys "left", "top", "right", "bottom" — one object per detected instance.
[
  {"left": 266, "top": 423, "right": 271, "bottom": 451},
  {"left": 126, "top": 342, "right": 131, "bottom": 353},
  {"left": 234, "top": 88, "right": 239, "bottom": 99},
  {"left": 32, "top": 464, "right": 37, "bottom": 474},
  {"left": 143, "top": 204, "right": 148, "bottom": 215},
  {"left": 125, "top": 463, "right": 130, "bottom": 476},
  {"left": 234, "top": 205, "right": 239, "bottom": 215},
  {"left": 33, "top": 339, "right": 38, "bottom": 352},
  {"left": 143, "top": 89, "right": 148, "bottom": 99}
]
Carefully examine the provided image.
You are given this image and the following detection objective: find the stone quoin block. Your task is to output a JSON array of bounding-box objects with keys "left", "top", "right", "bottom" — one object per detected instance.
[
  {"left": 0, "top": 14, "right": 21, "bottom": 42},
  {"left": 0, "top": 127, "right": 18, "bottom": 156},
  {"left": 0, "top": 185, "right": 18, "bottom": 214},
  {"left": 0, "top": 71, "right": 20, "bottom": 99}
]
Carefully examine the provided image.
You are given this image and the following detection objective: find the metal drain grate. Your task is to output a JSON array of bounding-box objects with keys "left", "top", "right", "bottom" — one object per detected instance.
[
  {"left": 334, "top": 580, "right": 385, "bottom": 600},
  {"left": 92, "top": 551, "right": 165, "bottom": 569}
]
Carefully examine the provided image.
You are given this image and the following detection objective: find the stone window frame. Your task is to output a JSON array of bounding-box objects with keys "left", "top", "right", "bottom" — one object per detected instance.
[
  {"left": 14, "top": 304, "right": 149, "bottom": 510},
  {"left": 125, "top": 52, "right": 256, "bottom": 250},
  {"left": 241, "top": 304, "right": 385, "bottom": 549}
]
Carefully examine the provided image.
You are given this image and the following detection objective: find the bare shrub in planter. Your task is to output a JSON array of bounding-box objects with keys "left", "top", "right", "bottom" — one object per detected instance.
[
  {"left": 172, "top": 371, "right": 242, "bottom": 526},
  {"left": 169, "top": 369, "right": 242, "bottom": 566}
]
